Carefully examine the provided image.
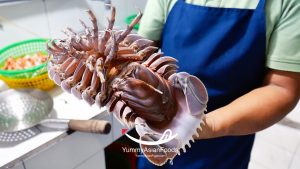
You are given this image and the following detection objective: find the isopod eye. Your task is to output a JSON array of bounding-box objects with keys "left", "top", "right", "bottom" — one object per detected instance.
[
  {"left": 179, "top": 75, "right": 208, "bottom": 116},
  {"left": 168, "top": 73, "right": 182, "bottom": 88}
]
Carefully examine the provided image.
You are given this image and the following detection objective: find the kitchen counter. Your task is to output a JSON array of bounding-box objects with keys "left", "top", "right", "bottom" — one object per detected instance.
[{"left": 0, "top": 83, "right": 110, "bottom": 169}]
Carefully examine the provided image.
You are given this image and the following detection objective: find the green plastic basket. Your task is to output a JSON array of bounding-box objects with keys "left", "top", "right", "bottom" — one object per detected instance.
[
  {"left": 0, "top": 39, "right": 55, "bottom": 90},
  {"left": 0, "top": 39, "right": 48, "bottom": 78},
  {"left": 125, "top": 14, "right": 140, "bottom": 30}
]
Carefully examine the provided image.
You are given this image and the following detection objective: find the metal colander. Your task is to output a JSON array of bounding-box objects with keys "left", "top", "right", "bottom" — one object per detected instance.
[
  {"left": 0, "top": 89, "right": 53, "bottom": 133},
  {"left": 0, "top": 89, "right": 111, "bottom": 144}
]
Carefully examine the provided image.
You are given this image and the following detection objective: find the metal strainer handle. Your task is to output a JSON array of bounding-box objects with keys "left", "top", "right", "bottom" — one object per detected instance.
[{"left": 40, "top": 119, "right": 111, "bottom": 134}]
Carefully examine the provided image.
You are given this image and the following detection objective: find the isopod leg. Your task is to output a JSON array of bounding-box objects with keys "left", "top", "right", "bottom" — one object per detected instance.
[
  {"left": 87, "top": 10, "right": 98, "bottom": 50},
  {"left": 117, "top": 10, "right": 142, "bottom": 43},
  {"left": 71, "top": 67, "right": 93, "bottom": 99},
  {"left": 61, "top": 62, "right": 85, "bottom": 93},
  {"left": 98, "top": 6, "right": 116, "bottom": 52},
  {"left": 82, "top": 70, "right": 101, "bottom": 105}
]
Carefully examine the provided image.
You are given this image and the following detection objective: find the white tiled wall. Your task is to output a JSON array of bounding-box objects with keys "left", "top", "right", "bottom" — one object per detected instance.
[
  {"left": 290, "top": 153, "right": 300, "bottom": 169},
  {"left": 0, "top": 0, "right": 49, "bottom": 47},
  {"left": 45, "top": 0, "right": 100, "bottom": 38},
  {"left": 0, "top": 0, "right": 147, "bottom": 48},
  {"left": 249, "top": 101, "right": 300, "bottom": 169}
]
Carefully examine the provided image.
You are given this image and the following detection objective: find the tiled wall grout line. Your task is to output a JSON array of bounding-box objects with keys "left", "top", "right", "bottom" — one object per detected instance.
[
  {"left": 42, "top": 0, "right": 52, "bottom": 38},
  {"left": 250, "top": 123, "right": 300, "bottom": 169},
  {"left": 250, "top": 158, "right": 271, "bottom": 169},
  {"left": 287, "top": 140, "right": 300, "bottom": 169}
]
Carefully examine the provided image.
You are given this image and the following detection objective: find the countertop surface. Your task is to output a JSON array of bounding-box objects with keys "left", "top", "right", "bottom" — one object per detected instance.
[{"left": 0, "top": 82, "right": 107, "bottom": 168}]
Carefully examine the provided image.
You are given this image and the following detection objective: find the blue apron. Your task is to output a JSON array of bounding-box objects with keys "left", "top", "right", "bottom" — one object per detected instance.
[{"left": 137, "top": 0, "right": 266, "bottom": 168}]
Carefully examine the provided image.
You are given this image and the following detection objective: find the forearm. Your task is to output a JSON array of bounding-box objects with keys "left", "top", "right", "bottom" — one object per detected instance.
[{"left": 197, "top": 70, "right": 300, "bottom": 139}]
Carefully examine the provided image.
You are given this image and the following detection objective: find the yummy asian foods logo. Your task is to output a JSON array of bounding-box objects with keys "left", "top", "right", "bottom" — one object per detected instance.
[
  {"left": 121, "top": 128, "right": 179, "bottom": 156},
  {"left": 122, "top": 128, "right": 178, "bottom": 145}
]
